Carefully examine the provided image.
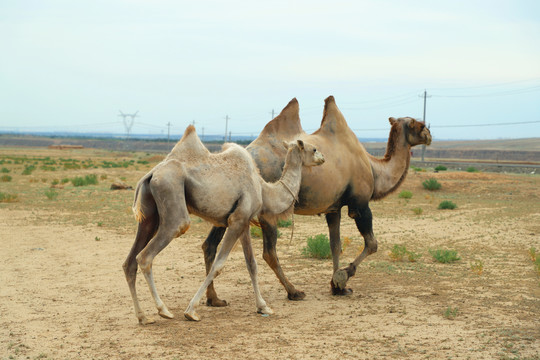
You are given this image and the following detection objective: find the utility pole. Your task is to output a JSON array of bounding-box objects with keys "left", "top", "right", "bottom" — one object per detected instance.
[
  {"left": 201, "top": 127, "right": 205, "bottom": 142},
  {"left": 118, "top": 110, "right": 139, "bottom": 140},
  {"left": 270, "top": 109, "right": 275, "bottom": 119},
  {"left": 166, "top": 122, "right": 171, "bottom": 145},
  {"left": 419, "top": 90, "right": 431, "bottom": 162},
  {"left": 224, "top": 115, "right": 229, "bottom": 142}
]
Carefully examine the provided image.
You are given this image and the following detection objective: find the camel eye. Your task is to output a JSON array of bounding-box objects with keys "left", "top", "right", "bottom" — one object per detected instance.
[{"left": 313, "top": 149, "right": 317, "bottom": 153}]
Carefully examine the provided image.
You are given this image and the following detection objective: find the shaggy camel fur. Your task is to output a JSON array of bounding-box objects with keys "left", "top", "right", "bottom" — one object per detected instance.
[
  {"left": 202, "top": 96, "right": 432, "bottom": 304},
  {"left": 122, "top": 125, "right": 324, "bottom": 323}
]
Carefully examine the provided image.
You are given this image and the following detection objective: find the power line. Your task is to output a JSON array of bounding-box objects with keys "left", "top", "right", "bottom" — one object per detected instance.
[{"left": 431, "top": 120, "right": 540, "bottom": 128}]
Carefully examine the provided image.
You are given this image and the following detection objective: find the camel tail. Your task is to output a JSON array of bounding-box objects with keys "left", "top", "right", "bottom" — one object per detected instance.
[{"left": 132, "top": 173, "right": 152, "bottom": 223}]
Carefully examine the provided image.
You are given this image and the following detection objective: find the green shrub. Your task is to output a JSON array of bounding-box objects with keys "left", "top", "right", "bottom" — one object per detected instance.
[
  {"left": 1, "top": 167, "right": 10, "bottom": 173},
  {"left": 435, "top": 165, "right": 447, "bottom": 171},
  {"left": 21, "top": 165, "right": 36, "bottom": 175},
  {"left": 412, "top": 207, "right": 423, "bottom": 215},
  {"left": 438, "top": 200, "right": 457, "bottom": 210},
  {"left": 430, "top": 249, "right": 461, "bottom": 263},
  {"left": 422, "top": 178, "right": 441, "bottom": 191},
  {"left": 277, "top": 219, "right": 292, "bottom": 228},
  {"left": 302, "top": 234, "right": 331, "bottom": 259},
  {"left": 0, "top": 192, "right": 18, "bottom": 203},
  {"left": 1, "top": 175, "right": 12, "bottom": 182},
  {"left": 71, "top": 174, "right": 99, "bottom": 187},
  {"left": 45, "top": 189, "right": 59, "bottom": 200},
  {"left": 398, "top": 190, "right": 413, "bottom": 199},
  {"left": 61, "top": 178, "right": 70, "bottom": 184},
  {"left": 466, "top": 166, "right": 478, "bottom": 173}
]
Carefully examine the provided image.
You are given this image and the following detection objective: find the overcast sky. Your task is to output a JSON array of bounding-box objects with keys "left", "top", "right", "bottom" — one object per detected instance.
[{"left": 1, "top": 0, "right": 539, "bottom": 140}]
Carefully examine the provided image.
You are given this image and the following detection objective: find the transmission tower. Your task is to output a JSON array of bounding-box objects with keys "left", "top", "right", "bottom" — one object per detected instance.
[{"left": 118, "top": 110, "right": 139, "bottom": 140}]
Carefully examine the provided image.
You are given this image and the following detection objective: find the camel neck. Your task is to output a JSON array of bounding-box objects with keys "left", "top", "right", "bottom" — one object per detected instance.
[
  {"left": 261, "top": 146, "right": 303, "bottom": 215},
  {"left": 370, "top": 124, "right": 411, "bottom": 200}
]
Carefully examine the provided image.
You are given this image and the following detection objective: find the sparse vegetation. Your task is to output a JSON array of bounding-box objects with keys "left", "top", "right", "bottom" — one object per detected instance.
[
  {"left": 398, "top": 190, "right": 412, "bottom": 199},
  {"left": 44, "top": 189, "right": 59, "bottom": 200},
  {"left": 467, "top": 166, "right": 479, "bottom": 172},
  {"left": 22, "top": 165, "right": 36, "bottom": 175},
  {"left": 430, "top": 249, "right": 461, "bottom": 263},
  {"left": 435, "top": 165, "right": 447, "bottom": 171},
  {"left": 470, "top": 259, "right": 484, "bottom": 275},
  {"left": 422, "top": 178, "right": 441, "bottom": 191},
  {"left": 388, "top": 244, "right": 421, "bottom": 262},
  {"left": 277, "top": 218, "right": 292, "bottom": 228},
  {"left": 1, "top": 174, "right": 12, "bottom": 182},
  {"left": 302, "top": 234, "right": 331, "bottom": 259},
  {"left": 438, "top": 200, "right": 457, "bottom": 210},
  {"left": 443, "top": 306, "right": 459, "bottom": 320},
  {"left": 71, "top": 174, "right": 98, "bottom": 187},
  {"left": 250, "top": 226, "right": 263, "bottom": 238},
  {"left": 412, "top": 207, "right": 423, "bottom": 215},
  {"left": 0, "top": 192, "right": 18, "bottom": 203}
]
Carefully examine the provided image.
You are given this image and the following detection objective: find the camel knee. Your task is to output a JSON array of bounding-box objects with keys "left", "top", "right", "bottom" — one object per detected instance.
[
  {"left": 366, "top": 238, "right": 378, "bottom": 255},
  {"left": 136, "top": 253, "right": 152, "bottom": 273}
]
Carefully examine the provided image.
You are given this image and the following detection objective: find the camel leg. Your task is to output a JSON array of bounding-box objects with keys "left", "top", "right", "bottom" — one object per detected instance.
[
  {"left": 239, "top": 228, "right": 273, "bottom": 315},
  {"left": 184, "top": 222, "right": 244, "bottom": 321},
  {"left": 137, "top": 176, "right": 191, "bottom": 322},
  {"left": 123, "top": 213, "right": 159, "bottom": 324},
  {"left": 201, "top": 226, "right": 228, "bottom": 307},
  {"left": 326, "top": 211, "right": 352, "bottom": 296},
  {"left": 260, "top": 216, "right": 305, "bottom": 301},
  {"left": 332, "top": 205, "right": 377, "bottom": 291}
]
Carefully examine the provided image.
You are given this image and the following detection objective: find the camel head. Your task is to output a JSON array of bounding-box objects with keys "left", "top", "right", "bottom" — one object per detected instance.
[
  {"left": 389, "top": 117, "right": 432, "bottom": 147},
  {"left": 283, "top": 139, "right": 325, "bottom": 167}
]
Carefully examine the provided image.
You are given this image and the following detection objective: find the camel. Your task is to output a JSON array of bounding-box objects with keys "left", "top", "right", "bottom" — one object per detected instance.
[
  {"left": 122, "top": 125, "right": 324, "bottom": 324},
  {"left": 202, "top": 96, "right": 432, "bottom": 305}
]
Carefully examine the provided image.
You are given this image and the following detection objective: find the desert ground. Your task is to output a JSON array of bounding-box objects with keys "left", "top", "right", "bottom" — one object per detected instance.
[{"left": 0, "top": 146, "right": 539, "bottom": 360}]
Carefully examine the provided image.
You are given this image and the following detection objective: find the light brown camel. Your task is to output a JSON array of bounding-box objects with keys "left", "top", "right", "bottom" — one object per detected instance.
[
  {"left": 122, "top": 125, "right": 324, "bottom": 324},
  {"left": 202, "top": 96, "right": 432, "bottom": 305}
]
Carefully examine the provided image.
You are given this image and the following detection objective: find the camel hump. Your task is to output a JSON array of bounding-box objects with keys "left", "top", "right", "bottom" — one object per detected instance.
[
  {"left": 318, "top": 95, "right": 350, "bottom": 135},
  {"left": 258, "top": 98, "right": 303, "bottom": 140},
  {"left": 169, "top": 125, "right": 209, "bottom": 158}
]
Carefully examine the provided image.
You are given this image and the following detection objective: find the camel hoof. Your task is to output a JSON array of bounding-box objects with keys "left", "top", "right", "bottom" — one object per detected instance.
[
  {"left": 287, "top": 290, "right": 306, "bottom": 301},
  {"left": 330, "top": 279, "right": 353, "bottom": 296},
  {"left": 206, "top": 298, "right": 229, "bottom": 307},
  {"left": 138, "top": 316, "right": 156, "bottom": 325},
  {"left": 332, "top": 269, "right": 349, "bottom": 289},
  {"left": 158, "top": 307, "right": 174, "bottom": 319},
  {"left": 257, "top": 306, "right": 274, "bottom": 315},
  {"left": 184, "top": 311, "right": 201, "bottom": 322}
]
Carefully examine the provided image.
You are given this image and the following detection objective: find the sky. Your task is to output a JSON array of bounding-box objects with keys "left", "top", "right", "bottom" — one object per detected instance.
[{"left": 1, "top": 0, "right": 539, "bottom": 140}]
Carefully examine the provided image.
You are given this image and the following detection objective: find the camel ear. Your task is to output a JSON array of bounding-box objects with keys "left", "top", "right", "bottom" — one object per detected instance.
[
  {"left": 389, "top": 117, "right": 397, "bottom": 125},
  {"left": 296, "top": 139, "right": 304, "bottom": 150},
  {"left": 408, "top": 118, "right": 417, "bottom": 128}
]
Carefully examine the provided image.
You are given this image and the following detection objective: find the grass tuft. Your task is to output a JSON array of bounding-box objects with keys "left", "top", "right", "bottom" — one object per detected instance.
[
  {"left": 430, "top": 249, "right": 461, "bottom": 263},
  {"left": 398, "top": 190, "right": 413, "bottom": 199},
  {"left": 71, "top": 174, "right": 98, "bottom": 187},
  {"left": 438, "top": 200, "right": 457, "bottom": 210},
  {"left": 435, "top": 165, "right": 447, "bottom": 171},
  {"left": 44, "top": 189, "right": 59, "bottom": 200},
  {"left": 443, "top": 306, "right": 458, "bottom": 320},
  {"left": 412, "top": 207, "right": 423, "bottom": 215},
  {"left": 277, "top": 219, "right": 292, "bottom": 228},
  {"left": 0, "top": 192, "right": 19, "bottom": 203},
  {"left": 1, "top": 174, "right": 12, "bottom": 182},
  {"left": 388, "top": 244, "right": 421, "bottom": 262}
]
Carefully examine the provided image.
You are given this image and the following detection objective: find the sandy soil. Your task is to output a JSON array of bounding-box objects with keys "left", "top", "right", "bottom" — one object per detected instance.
[{"left": 1, "top": 164, "right": 539, "bottom": 359}]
